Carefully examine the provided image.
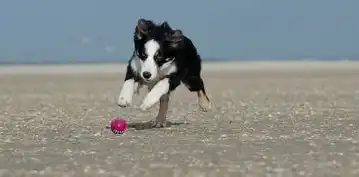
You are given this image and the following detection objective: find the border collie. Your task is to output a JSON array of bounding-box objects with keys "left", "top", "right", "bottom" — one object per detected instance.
[{"left": 117, "top": 19, "right": 211, "bottom": 128}]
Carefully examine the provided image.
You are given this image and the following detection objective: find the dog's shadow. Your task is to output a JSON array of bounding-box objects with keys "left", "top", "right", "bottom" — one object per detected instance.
[{"left": 127, "top": 121, "right": 189, "bottom": 130}]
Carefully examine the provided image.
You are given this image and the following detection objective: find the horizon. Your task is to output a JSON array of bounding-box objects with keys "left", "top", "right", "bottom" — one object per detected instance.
[
  {"left": 1, "top": 58, "right": 357, "bottom": 66},
  {"left": 1, "top": 0, "right": 358, "bottom": 64}
]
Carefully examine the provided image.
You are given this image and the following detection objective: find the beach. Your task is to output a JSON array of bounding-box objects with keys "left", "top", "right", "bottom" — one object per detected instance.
[{"left": 1, "top": 61, "right": 359, "bottom": 177}]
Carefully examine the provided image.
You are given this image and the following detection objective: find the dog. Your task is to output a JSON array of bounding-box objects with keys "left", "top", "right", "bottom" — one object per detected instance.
[{"left": 117, "top": 19, "right": 211, "bottom": 128}]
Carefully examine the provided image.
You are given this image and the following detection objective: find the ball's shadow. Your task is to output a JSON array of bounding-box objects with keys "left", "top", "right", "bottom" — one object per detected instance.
[{"left": 127, "top": 121, "right": 189, "bottom": 130}]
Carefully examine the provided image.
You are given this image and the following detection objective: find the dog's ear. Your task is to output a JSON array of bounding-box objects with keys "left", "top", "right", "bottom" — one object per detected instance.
[
  {"left": 165, "top": 29, "right": 184, "bottom": 48},
  {"left": 160, "top": 21, "right": 172, "bottom": 30},
  {"left": 135, "top": 18, "right": 153, "bottom": 39}
]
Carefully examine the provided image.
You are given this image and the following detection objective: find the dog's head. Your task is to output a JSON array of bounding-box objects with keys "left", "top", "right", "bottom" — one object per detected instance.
[{"left": 134, "top": 22, "right": 184, "bottom": 82}]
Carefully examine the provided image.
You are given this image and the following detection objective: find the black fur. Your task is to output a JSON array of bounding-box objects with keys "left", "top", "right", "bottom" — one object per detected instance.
[{"left": 125, "top": 19, "right": 208, "bottom": 96}]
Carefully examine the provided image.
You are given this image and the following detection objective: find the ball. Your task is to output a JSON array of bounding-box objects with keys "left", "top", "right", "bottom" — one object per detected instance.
[{"left": 110, "top": 117, "right": 127, "bottom": 134}]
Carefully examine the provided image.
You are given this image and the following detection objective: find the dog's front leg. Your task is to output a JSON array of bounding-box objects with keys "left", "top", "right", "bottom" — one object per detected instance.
[
  {"left": 118, "top": 79, "right": 135, "bottom": 107},
  {"left": 117, "top": 64, "right": 136, "bottom": 107},
  {"left": 151, "top": 93, "right": 170, "bottom": 128},
  {"left": 140, "top": 78, "right": 170, "bottom": 111},
  {"left": 141, "top": 60, "right": 185, "bottom": 128}
]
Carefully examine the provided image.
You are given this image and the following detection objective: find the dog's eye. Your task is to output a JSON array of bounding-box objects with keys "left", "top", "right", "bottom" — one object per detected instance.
[
  {"left": 154, "top": 51, "right": 159, "bottom": 57},
  {"left": 154, "top": 55, "right": 162, "bottom": 61},
  {"left": 141, "top": 53, "right": 148, "bottom": 59},
  {"left": 136, "top": 50, "right": 147, "bottom": 59},
  {"left": 154, "top": 51, "right": 163, "bottom": 61}
]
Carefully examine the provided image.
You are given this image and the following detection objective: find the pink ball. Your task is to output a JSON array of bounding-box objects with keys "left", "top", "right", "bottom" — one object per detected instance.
[{"left": 110, "top": 117, "right": 127, "bottom": 134}]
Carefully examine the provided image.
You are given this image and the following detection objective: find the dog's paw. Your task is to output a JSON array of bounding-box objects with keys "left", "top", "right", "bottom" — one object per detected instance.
[
  {"left": 117, "top": 95, "right": 132, "bottom": 107},
  {"left": 150, "top": 120, "right": 170, "bottom": 128},
  {"left": 197, "top": 90, "right": 211, "bottom": 112},
  {"left": 140, "top": 94, "right": 159, "bottom": 111},
  {"left": 117, "top": 80, "right": 135, "bottom": 107},
  {"left": 140, "top": 78, "right": 169, "bottom": 111},
  {"left": 139, "top": 100, "right": 153, "bottom": 111},
  {"left": 199, "top": 97, "right": 211, "bottom": 112}
]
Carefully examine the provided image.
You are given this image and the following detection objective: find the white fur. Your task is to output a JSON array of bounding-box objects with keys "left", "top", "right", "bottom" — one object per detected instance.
[
  {"left": 159, "top": 59, "right": 177, "bottom": 76},
  {"left": 130, "top": 55, "right": 140, "bottom": 73},
  {"left": 117, "top": 79, "right": 135, "bottom": 107},
  {"left": 140, "top": 40, "right": 160, "bottom": 81},
  {"left": 140, "top": 78, "right": 170, "bottom": 110}
]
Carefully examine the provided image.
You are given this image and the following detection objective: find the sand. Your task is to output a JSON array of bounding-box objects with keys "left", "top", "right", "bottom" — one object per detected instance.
[{"left": 1, "top": 61, "right": 359, "bottom": 177}]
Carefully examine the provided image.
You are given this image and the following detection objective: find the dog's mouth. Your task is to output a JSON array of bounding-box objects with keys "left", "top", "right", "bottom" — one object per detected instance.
[
  {"left": 142, "top": 78, "right": 151, "bottom": 82},
  {"left": 142, "top": 78, "right": 156, "bottom": 83}
]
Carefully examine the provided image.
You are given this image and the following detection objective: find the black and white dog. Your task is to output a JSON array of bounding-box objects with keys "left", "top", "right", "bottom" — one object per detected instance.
[{"left": 117, "top": 19, "right": 211, "bottom": 127}]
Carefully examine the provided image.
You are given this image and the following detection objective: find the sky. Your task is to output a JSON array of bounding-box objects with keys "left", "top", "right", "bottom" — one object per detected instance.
[{"left": 0, "top": 0, "right": 358, "bottom": 63}]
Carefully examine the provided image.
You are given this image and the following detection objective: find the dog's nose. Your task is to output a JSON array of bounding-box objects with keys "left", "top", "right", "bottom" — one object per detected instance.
[{"left": 142, "top": 71, "right": 152, "bottom": 79}]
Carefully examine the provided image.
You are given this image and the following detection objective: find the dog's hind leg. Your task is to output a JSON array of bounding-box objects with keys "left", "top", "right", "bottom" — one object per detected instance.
[{"left": 182, "top": 75, "right": 211, "bottom": 112}]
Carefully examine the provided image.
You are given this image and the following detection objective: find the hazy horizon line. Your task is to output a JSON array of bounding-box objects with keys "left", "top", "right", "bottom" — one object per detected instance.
[{"left": 1, "top": 58, "right": 358, "bottom": 65}]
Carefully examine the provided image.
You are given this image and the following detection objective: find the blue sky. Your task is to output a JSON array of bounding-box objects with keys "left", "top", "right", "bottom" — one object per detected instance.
[{"left": 0, "top": 0, "right": 358, "bottom": 63}]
